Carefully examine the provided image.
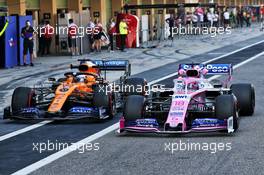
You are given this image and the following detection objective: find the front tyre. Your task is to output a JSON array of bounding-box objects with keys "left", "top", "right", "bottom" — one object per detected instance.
[
  {"left": 124, "top": 95, "right": 146, "bottom": 121},
  {"left": 93, "top": 85, "right": 115, "bottom": 119},
  {"left": 11, "top": 87, "right": 35, "bottom": 112},
  {"left": 231, "top": 83, "right": 255, "bottom": 116},
  {"left": 215, "top": 95, "right": 239, "bottom": 131}
]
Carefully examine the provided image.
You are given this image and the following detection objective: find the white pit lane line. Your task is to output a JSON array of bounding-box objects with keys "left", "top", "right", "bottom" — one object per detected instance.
[
  {"left": 1, "top": 39, "right": 262, "bottom": 143},
  {"left": 149, "top": 39, "right": 264, "bottom": 85},
  {"left": 11, "top": 52, "right": 264, "bottom": 174},
  {"left": 208, "top": 51, "right": 264, "bottom": 81},
  {"left": 0, "top": 121, "right": 53, "bottom": 142}
]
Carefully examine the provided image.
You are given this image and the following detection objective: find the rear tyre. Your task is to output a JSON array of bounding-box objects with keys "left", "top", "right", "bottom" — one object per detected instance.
[
  {"left": 93, "top": 85, "right": 115, "bottom": 119},
  {"left": 11, "top": 87, "right": 35, "bottom": 112},
  {"left": 124, "top": 95, "right": 146, "bottom": 121},
  {"left": 215, "top": 95, "right": 238, "bottom": 131},
  {"left": 231, "top": 83, "right": 255, "bottom": 116}
]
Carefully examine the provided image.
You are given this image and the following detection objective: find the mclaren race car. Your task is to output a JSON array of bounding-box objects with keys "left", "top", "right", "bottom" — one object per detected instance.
[
  {"left": 4, "top": 59, "right": 145, "bottom": 120},
  {"left": 119, "top": 63, "right": 255, "bottom": 134}
]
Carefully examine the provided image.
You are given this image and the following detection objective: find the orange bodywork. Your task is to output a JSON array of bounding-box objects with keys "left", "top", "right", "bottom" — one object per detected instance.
[{"left": 48, "top": 63, "right": 100, "bottom": 113}]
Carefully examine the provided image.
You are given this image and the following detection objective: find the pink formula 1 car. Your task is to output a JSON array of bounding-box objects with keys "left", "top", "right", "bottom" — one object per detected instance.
[{"left": 118, "top": 63, "right": 255, "bottom": 134}]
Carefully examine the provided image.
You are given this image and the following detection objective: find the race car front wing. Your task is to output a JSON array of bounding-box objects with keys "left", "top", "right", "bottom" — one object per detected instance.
[
  {"left": 118, "top": 116, "right": 235, "bottom": 134},
  {"left": 3, "top": 106, "right": 110, "bottom": 120}
]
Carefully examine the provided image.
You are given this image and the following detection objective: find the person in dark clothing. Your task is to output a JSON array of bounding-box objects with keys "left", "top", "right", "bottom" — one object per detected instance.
[
  {"left": 166, "top": 14, "right": 174, "bottom": 38},
  {"left": 87, "top": 17, "right": 95, "bottom": 52},
  {"left": 246, "top": 12, "right": 251, "bottom": 27},
  {"left": 21, "top": 20, "right": 35, "bottom": 66},
  {"left": 237, "top": 10, "right": 243, "bottom": 28},
  {"left": 107, "top": 18, "right": 116, "bottom": 52},
  {"left": 43, "top": 21, "right": 53, "bottom": 55},
  {"left": 38, "top": 20, "right": 45, "bottom": 56},
  {"left": 68, "top": 19, "right": 78, "bottom": 56},
  {"left": 93, "top": 18, "right": 103, "bottom": 52}
]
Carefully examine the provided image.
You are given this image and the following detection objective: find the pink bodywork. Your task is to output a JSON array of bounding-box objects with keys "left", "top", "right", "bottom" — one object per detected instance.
[
  {"left": 119, "top": 77, "right": 223, "bottom": 133},
  {"left": 119, "top": 65, "right": 232, "bottom": 133},
  {"left": 165, "top": 77, "right": 207, "bottom": 131}
]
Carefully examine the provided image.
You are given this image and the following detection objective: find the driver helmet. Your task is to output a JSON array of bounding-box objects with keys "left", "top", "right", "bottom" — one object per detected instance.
[
  {"left": 80, "top": 61, "right": 100, "bottom": 75},
  {"left": 188, "top": 81, "right": 199, "bottom": 90}
]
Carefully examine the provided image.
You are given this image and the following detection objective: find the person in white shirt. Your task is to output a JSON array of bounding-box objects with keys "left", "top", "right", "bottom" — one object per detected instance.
[
  {"left": 223, "top": 10, "right": 230, "bottom": 28},
  {"left": 192, "top": 13, "right": 198, "bottom": 27},
  {"left": 87, "top": 18, "right": 95, "bottom": 52},
  {"left": 186, "top": 12, "right": 192, "bottom": 25},
  {"left": 207, "top": 12, "right": 214, "bottom": 27},
  {"left": 198, "top": 12, "right": 204, "bottom": 24},
  {"left": 213, "top": 12, "right": 219, "bottom": 27}
]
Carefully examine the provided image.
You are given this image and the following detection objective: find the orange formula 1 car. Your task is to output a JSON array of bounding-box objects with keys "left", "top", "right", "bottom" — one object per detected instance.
[{"left": 3, "top": 59, "right": 146, "bottom": 120}]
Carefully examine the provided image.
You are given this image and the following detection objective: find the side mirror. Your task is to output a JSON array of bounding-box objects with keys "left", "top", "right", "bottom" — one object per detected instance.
[
  {"left": 70, "top": 64, "right": 79, "bottom": 69},
  {"left": 48, "top": 77, "right": 56, "bottom": 82}
]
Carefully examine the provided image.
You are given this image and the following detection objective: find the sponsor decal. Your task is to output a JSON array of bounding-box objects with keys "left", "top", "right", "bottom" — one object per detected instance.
[
  {"left": 93, "top": 60, "right": 127, "bottom": 67},
  {"left": 180, "top": 64, "right": 204, "bottom": 70},
  {"left": 190, "top": 105, "right": 212, "bottom": 111},
  {"left": 8, "top": 38, "right": 16, "bottom": 47},
  {"left": 134, "top": 118, "right": 159, "bottom": 127},
  {"left": 20, "top": 108, "right": 40, "bottom": 115},
  {"left": 69, "top": 107, "right": 93, "bottom": 114},
  {"left": 206, "top": 64, "right": 230, "bottom": 74},
  {"left": 182, "top": 64, "right": 191, "bottom": 69},
  {"left": 192, "top": 118, "right": 225, "bottom": 127},
  {"left": 171, "top": 106, "right": 185, "bottom": 111},
  {"left": 174, "top": 95, "right": 188, "bottom": 99},
  {"left": 170, "top": 112, "right": 184, "bottom": 117},
  {"left": 173, "top": 101, "right": 185, "bottom": 106}
]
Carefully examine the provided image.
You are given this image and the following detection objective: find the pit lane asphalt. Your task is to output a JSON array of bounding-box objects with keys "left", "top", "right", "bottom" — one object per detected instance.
[
  {"left": 0, "top": 36, "right": 264, "bottom": 174},
  {"left": 31, "top": 46, "right": 264, "bottom": 175}
]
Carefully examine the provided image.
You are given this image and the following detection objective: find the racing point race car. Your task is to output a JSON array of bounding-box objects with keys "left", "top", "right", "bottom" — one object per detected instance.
[
  {"left": 3, "top": 59, "right": 146, "bottom": 120},
  {"left": 118, "top": 63, "right": 255, "bottom": 134}
]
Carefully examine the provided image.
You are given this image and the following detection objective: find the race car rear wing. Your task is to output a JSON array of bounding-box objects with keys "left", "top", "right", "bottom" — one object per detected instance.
[
  {"left": 178, "top": 63, "right": 233, "bottom": 75},
  {"left": 76, "top": 59, "right": 131, "bottom": 78},
  {"left": 92, "top": 60, "right": 130, "bottom": 72}
]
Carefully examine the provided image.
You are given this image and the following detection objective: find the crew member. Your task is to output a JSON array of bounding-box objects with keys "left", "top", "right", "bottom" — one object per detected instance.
[
  {"left": 21, "top": 20, "right": 35, "bottom": 66},
  {"left": 223, "top": 9, "right": 230, "bottom": 29},
  {"left": 107, "top": 18, "right": 116, "bottom": 52},
  {"left": 68, "top": 19, "right": 78, "bottom": 56},
  {"left": 119, "top": 18, "right": 128, "bottom": 52},
  {"left": 166, "top": 14, "right": 174, "bottom": 38},
  {"left": 44, "top": 21, "right": 53, "bottom": 55},
  {"left": 87, "top": 17, "right": 95, "bottom": 52}
]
